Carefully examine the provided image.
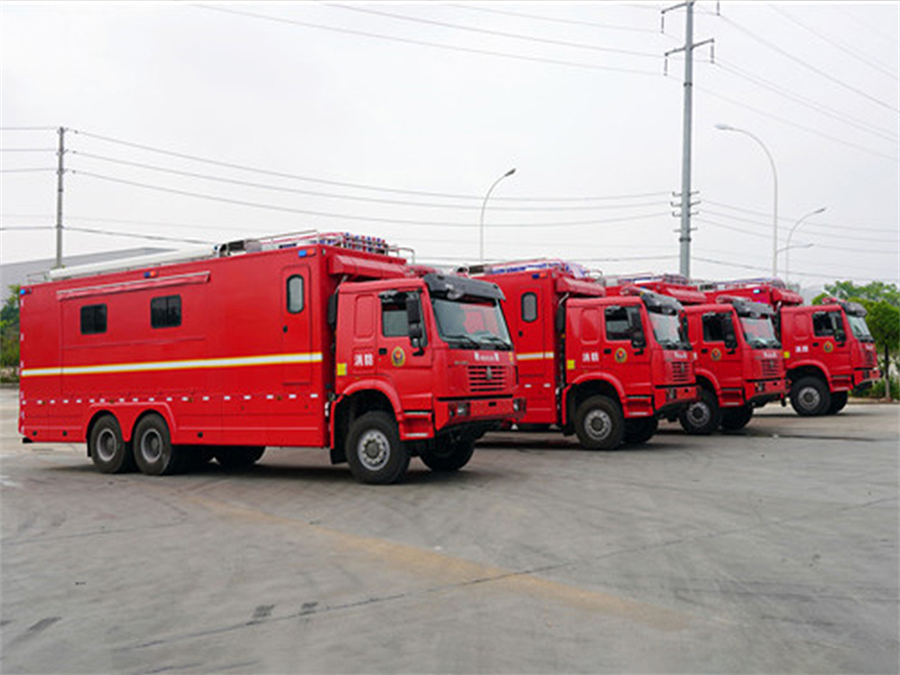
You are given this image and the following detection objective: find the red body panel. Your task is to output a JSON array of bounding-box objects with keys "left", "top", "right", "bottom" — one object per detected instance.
[
  {"left": 478, "top": 268, "right": 696, "bottom": 428},
  {"left": 704, "top": 286, "right": 880, "bottom": 394},
  {"left": 19, "top": 240, "right": 521, "bottom": 455}
]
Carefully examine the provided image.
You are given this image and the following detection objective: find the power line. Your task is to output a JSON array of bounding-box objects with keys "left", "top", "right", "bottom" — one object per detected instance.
[
  {"left": 769, "top": 5, "right": 899, "bottom": 83},
  {"left": 0, "top": 148, "right": 57, "bottom": 153},
  {"left": 693, "top": 254, "right": 890, "bottom": 283},
  {"left": 70, "top": 169, "right": 673, "bottom": 228},
  {"left": 0, "top": 168, "right": 57, "bottom": 174},
  {"left": 0, "top": 127, "right": 58, "bottom": 132},
  {"left": 699, "top": 212, "right": 892, "bottom": 244},
  {"left": 72, "top": 129, "right": 669, "bottom": 203},
  {"left": 704, "top": 200, "right": 899, "bottom": 234},
  {"left": 193, "top": 4, "right": 663, "bottom": 77},
  {"left": 449, "top": 3, "right": 666, "bottom": 35},
  {"left": 69, "top": 151, "right": 669, "bottom": 213},
  {"left": 328, "top": 3, "right": 664, "bottom": 59},
  {"left": 716, "top": 12, "right": 900, "bottom": 115},
  {"left": 64, "top": 226, "right": 215, "bottom": 245},
  {"left": 696, "top": 85, "right": 899, "bottom": 162},
  {"left": 714, "top": 60, "right": 899, "bottom": 144}
]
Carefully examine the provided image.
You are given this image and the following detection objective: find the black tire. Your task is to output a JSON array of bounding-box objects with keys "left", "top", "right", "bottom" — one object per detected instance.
[
  {"left": 133, "top": 414, "right": 182, "bottom": 476},
  {"left": 721, "top": 404, "right": 754, "bottom": 431},
  {"left": 88, "top": 414, "right": 135, "bottom": 474},
  {"left": 346, "top": 412, "right": 410, "bottom": 484},
  {"left": 623, "top": 416, "right": 658, "bottom": 445},
  {"left": 826, "top": 391, "right": 848, "bottom": 415},
  {"left": 790, "top": 376, "right": 831, "bottom": 417},
  {"left": 574, "top": 395, "right": 624, "bottom": 450},
  {"left": 419, "top": 436, "right": 475, "bottom": 472},
  {"left": 214, "top": 446, "right": 265, "bottom": 469},
  {"left": 679, "top": 388, "right": 722, "bottom": 435},
  {"left": 181, "top": 446, "right": 216, "bottom": 472}
]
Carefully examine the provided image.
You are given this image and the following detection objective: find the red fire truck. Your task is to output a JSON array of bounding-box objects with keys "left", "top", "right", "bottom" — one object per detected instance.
[
  {"left": 471, "top": 261, "right": 696, "bottom": 449},
  {"left": 701, "top": 279, "right": 880, "bottom": 416},
  {"left": 606, "top": 275, "right": 786, "bottom": 434},
  {"left": 18, "top": 232, "right": 524, "bottom": 484}
]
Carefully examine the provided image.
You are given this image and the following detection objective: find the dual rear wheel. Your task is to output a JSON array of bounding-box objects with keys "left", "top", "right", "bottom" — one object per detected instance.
[{"left": 88, "top": 413, "right": 265, "bottom": 475}]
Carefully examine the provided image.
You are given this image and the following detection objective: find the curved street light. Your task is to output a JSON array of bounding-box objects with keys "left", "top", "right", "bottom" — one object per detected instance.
[
  {"left": 715, "top": 124, "right": 778, "bottom": 276},
  {"left": 784, "top": 206, "right": 826, "bottom": 284},
  {"left": 479, "top": 167, "right": 516, "bottom": 265}
]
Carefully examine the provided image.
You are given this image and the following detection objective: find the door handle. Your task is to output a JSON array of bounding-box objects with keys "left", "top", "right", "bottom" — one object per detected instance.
[
  {"left": 378, "top": 348, "right": 387, "bottom": 355},
  {"left": 603, "top": 348, "right": 612, "bottom": 355},
  {"left": 701, "top": 348, "right": 708, "bottom": 354},
  {"left": 283, "top": 325, "right": 288, "bottom": 333}
]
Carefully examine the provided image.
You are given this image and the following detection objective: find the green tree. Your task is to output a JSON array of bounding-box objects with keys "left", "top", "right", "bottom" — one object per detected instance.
[
  {"left": 859, "top": 299, "right": 900, "bottom": 402},
  {"left": 820, "top": 280, "right": 899, "bottom": 307},
  {"left": 0, "top": 284, "right": 21, "bottom": 373}
]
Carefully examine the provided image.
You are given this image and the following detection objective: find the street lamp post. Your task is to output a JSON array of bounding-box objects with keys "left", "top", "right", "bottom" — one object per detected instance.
[
  {"left": 479, "top": 168, "right": 516, "bottom": 265},
  {"left": 784, "top": 206, "right": 826, "bottom": 284},
  {"left": 715, "top": 124, "right": 778, "bottom": 276}
]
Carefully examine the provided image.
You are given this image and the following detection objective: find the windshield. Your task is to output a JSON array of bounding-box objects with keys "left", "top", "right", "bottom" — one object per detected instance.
[
  {"left": 432, "top": 297, "right": 513, "bottom": 350},
  {"left": 740, "top": 316, "right": 781, "bottom": 349},
  {"left": 648, "top": 310, "right": 691, "bottom": 350},
  {"left": 847, "top": 314, "right": 874, "bottom": 342}
]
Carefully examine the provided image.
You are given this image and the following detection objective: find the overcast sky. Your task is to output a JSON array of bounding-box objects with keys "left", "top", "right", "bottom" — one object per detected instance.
[{"left": 2, "top": 1, "right": 898, "bottom": 295}]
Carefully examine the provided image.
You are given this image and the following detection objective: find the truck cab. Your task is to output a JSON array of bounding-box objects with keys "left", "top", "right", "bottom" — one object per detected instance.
[
  {"left": 333, "top": 272, "right": 523, "bottom": 480},
  {"left": 702, "top": 281, "right": 880, "bottom": 416},
  {"left": 476, "top": 262, "right": 695, "bottom": 449},
  {"left": 606, "top": 275, "right": 786, "bottom": 434}
]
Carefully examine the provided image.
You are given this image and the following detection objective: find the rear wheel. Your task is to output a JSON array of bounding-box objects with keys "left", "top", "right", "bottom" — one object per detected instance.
[
  {"left": 623, "top": 416, "right": 658, "bottom": 445},
  {"left": 790, "top": 376, "right": 831, "bottom": 417},
  {"left": 89, "top": 414, "right": 135, "bottom": 474},
  {"left": 133, "top": 414, "right": 182, "bottom": 475},
  {"left": 214, "top": 446, "right": 265, "bottom": 469},
  {"left": 419, "top": 436, "right": 475, "bottom": 472},
  {"left": 574, "top": 395, "right": 624, "bottom": 450},
  {"left": 721, "top": 404, "right": 754, "bottom": 431},
  {"left": 679, "top": 388, "right": 721, "bottom": 435},
  {"left": 346, "top": 412, "right": 409, "bottom": 484},
  {"left": 826, "top": 390, "right": 848, "bottom": 415}
]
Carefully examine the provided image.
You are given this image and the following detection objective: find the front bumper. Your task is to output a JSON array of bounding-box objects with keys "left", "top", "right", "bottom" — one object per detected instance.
[{"left": 745, "top": 377, "right": 787, "bottom": 407}]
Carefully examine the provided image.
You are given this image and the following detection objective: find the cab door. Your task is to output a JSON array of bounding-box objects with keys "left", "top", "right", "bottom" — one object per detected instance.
[
  {"left": 375, "top": 290, "right": 433, "bottom": 413},
  {"left": 601, "top": 303, "right": 652, "bottom": 395},
  {"left": 812, "top": 310, "right": 851, "bottom": 376},
  {"left": 699, "top": 310, "right": 742, "bottom": 393}
]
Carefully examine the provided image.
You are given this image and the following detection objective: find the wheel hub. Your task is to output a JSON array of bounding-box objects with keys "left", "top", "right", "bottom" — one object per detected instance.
[
  {"left": 585, "top": 409, "right": 612, "bottom": 440},
  {"left": 96, "top": 428, "right": 117, "bottom": 462},
  {"left": 140, "top": 429, "right": 163, "bottom": 463},
  {"left": 799, "top": 387, "right": 820, "bottom": 411},
  {"left": 358, "top": 430, "right": 389, "bottom": 471},
  {"left": 688, "top": 402, "right": 711, "bottom": 427}
]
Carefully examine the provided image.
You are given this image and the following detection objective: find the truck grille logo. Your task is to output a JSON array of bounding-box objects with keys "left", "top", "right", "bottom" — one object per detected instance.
[{"left": 485, "top": 366, "right": 493, "bottom": 381}]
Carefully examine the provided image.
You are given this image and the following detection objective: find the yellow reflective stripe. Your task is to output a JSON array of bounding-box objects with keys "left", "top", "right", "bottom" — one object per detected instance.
[
  {"left": 516, "top": 352, "right": 554, "bottom": 361},
  {"left": 20, "top": 352, "right": 323, "bottom": 378}
]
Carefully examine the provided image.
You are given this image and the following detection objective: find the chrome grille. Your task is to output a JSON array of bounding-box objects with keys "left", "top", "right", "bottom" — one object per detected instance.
[
  {"left": 468, "top": 365, "right": 506, "bottom": 393},
  {"left": 760, "top": 358, "right": 781, "bottom": 378},
  {"left": 670, "top": 361, "right": 691, "bottom": 384}
]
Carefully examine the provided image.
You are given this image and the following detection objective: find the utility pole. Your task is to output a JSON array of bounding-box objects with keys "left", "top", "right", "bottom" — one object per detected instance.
[
  {"left": 54, "top": 126, "right": 66, "bottom": 269},
  {"left": 662, "top": 1, "right": 713, "bottom": 279}
]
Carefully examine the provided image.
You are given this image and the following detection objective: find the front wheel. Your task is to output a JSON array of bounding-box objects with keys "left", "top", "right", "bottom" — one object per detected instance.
[
  {"left": 346, "top": 412, "right": 410, "bottom": 484},
  {"left": 419, "top": 436, "right": 475, "bottom": 472},
  {"left": 574, "top": 395, "right": 624, "bottom": 450},
  {"left": 679, "top": 388, "right": 721, "bottom": 435},
  {"left": 790, "top": 376, "right": 831, "bottom": 417},
  {"left": 721, "top": 404, "right": 754, "bottom": 431}
]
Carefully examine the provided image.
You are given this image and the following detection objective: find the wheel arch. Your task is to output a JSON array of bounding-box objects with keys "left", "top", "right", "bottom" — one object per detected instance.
[{"left": 563, "top": 378, "right": 622, "bottom": 429}]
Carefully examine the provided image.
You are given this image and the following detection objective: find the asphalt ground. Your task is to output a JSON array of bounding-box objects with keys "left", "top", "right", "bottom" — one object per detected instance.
[{"left": 1, "top": 387, "right": 897, "bottom": 674}]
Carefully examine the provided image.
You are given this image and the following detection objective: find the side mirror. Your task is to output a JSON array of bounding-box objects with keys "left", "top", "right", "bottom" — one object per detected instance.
[
  {"left": 723, "top": 315, "right": 738, "bottom": 350},
  {"left": 326, "top": 293, "right": 338, "bottom": 328},
  {"left": 406, "top": 295, "right": 426, "bottom": 355},
  {"left": 628, "top": 311, "right": 646, "bottom": 349},
  {"left": 555, "top": 304, "right": 566, "bottom": 333}
]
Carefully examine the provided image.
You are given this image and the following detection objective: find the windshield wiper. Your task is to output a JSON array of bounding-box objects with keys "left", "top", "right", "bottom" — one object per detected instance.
[
  {"left": 477, "top": 334, "right": 513, "bottom": 350},
  {"left": 442, "top": 333, "right": 482, "bottom": 349}
]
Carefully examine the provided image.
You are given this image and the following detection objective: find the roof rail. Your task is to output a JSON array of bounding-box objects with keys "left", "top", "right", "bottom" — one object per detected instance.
[
  {"left": 464, "top": 258, "right": 594, "bottom": 279},
  {"left": 46, "top": 230, "right": 409, "bottom": 281},
  {"left": 604, "top": 272, "right": 691, "bottom": 287}
]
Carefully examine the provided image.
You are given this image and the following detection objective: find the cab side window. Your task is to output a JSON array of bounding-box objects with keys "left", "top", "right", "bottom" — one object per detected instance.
[
  {"left": 812, "top": 311, "right": 837, "bottom": 337},
  {"left": 703, "top": 314, "right": 726, "bottom": 342},
  {"left": 605, "top": 306, "right": 641, "bottom": 341},
  {"left": 381, "top": 297, "right": 408, "bottom": 337}
]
